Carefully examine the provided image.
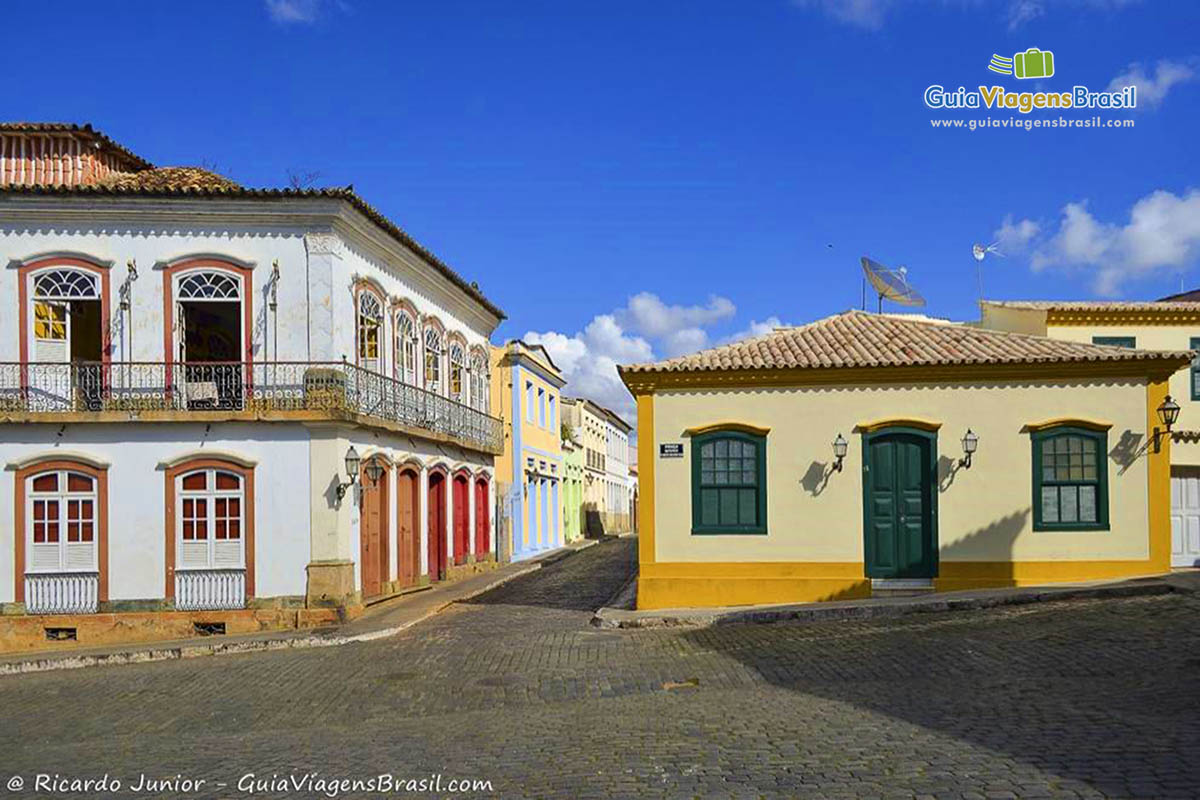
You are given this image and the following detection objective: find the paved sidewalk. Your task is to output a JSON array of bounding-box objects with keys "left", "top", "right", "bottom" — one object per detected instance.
[
  {"left": 0, "top": 538, "right": 600, "bottom": 675},
  {"left": 594, "top": 569, "right": 1200, "bottom": 628}
]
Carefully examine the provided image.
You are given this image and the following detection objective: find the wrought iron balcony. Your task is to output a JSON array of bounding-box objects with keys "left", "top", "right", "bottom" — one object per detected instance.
[{"left": 0, "top": 360, "right": 504, "bottom": 454}]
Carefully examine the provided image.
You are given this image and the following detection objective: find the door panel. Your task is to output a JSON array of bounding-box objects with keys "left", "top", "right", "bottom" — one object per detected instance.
[
  {"left": 453, "top": 476, "right": 469, "bottom": 565},
  {"left": 865, "top": 432, "right": 936, "bottom": 579},
  {"left": 1171, "top": 468, "right": 1200, "bottom": 567},
  {"left": 427, "top": 475, "right": 446, "bottom": 581},
  {"left": 397, "top": 470, "right": 418, "bottom": 586},
  {"left": 360, "top": 466, "right": 384, "bottom": 599}
]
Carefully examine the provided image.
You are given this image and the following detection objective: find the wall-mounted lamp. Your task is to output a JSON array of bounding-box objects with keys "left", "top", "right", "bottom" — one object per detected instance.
[
  {"left": 960, "top": 429, "right": 979, "bottom": 469},
  {"left": 269, "top": 259, "right": 280, "bottom": 312},
  {"left": 832, "top": 433, "right": 848, "bottom": 471},
  {"left": 1153, "top": 395, "right": 1181, "bottom": 453},
  {"left": 363, "top": 457, "right": 385, "bottom": 487},
  {"left": 336, "top": 446, "right": 361, "bottom": 501}
]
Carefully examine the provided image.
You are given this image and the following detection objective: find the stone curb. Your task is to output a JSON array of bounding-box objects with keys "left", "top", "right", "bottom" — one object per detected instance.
[
  {"left": 0, "top": 540, "right": 599, "bottom": 677},
  {"left": 592, "top": 577, "right": 1184, "bottom": 630}
]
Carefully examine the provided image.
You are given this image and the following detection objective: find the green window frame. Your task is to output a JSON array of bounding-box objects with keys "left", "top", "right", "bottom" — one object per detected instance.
[
  {"left": 1031, "top": 426, "right": 1109, "bottom": 531},
  {"left": 1190, "top": 337, "right": 1200, "bottom": 401},
  {"left": 1091, "top": 335, "right": 1136, "bottom": 348},
  {"left": 691, "top": 429, "right": 766, "bottom": 535}
]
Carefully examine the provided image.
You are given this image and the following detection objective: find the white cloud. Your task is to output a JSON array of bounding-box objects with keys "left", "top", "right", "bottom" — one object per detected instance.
[
  {"left": 1006, "top": 0, "right": 1044, "bottom": 29},
  {"left": 616, "top": 292, "right": 735, "bottom": 340},
  {"left": 790, "top": 0, "right": 896, "bottom": 29},
  {"left": 1025, "top": 189, "right": 1200, "bottom": 296},
  {"left": 265, "top": 0, "right": 322, "bottom": 24},
  {"left": 993, "top": 215, "right": 1041, "bottom": 255},
  {"left": 720, "top": 316, "right": 790, "bottom": 344},
  {"left": 1107, "top": 59, "right": 1196, "bottom": 109}
]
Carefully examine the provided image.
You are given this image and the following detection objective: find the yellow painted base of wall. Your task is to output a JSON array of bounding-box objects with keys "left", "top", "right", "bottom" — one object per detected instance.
[
  {"left": 0, "top": 605, "right": 359, "bottom": 656},
  {"left": 636, "top": 560, "right": 1170, "bottom": 610}
]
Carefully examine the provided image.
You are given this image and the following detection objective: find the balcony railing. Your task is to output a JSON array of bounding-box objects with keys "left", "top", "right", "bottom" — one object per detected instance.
[{"left": 0, "top": 360, "right": 504, "bottom": 453}]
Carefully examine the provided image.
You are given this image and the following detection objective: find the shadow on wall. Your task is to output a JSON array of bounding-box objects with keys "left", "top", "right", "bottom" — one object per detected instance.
[
  {"left": 799, "top": 461, "right": 835, "bottom": 497},
  {"left": 1109, "top": 429, "right": 1144, "bottom": 475}
]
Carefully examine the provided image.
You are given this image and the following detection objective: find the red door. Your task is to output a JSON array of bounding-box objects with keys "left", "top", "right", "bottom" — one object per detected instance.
[
  {"left": 452, "top": 474, "right": 469, "bottom": 565},
  {"left": 474, "top": 478, "right": 490, "bottom": 556},
  {"left": 360, "top": 464, "right": 388, "bottom": 599},
  {"left": 397, "top": 469, "right": 419, "bottom": 587},
  {"left": 427, "top": 472, "right": 447, "bottom": 581}
]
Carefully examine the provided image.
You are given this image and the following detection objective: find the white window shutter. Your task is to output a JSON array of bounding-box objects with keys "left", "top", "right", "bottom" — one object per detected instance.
[
  {"left": 179, "top": 541, "right": 210, "bottom": 569},
  {"left": 29, "top": 542, "right": 62, "bottom": 571},
  {"left": 34, "top": 338, "right": 68, "bottom": 363},
  {"left": 64, "top": 542, "right": 95, "bottom": 571},
  {"left": 212, "top": 540, "right": 243, "bottom": 568}
]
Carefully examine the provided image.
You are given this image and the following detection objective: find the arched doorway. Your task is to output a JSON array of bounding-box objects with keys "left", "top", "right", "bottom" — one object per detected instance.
[
  {"left": 474, "top": 476, "right": 490, "bottom": 557},
  {"left": 396, "top": 467, "right": 420, "bottom": 587},
  {"left": 359, "top": 460, "right": 389, "bottom": 600},
  {"left": 452, "top": 472, "right": 470, "bottom": 565},
  {"left": 427, "top": 471, "right": 448, "bottom": 581}
]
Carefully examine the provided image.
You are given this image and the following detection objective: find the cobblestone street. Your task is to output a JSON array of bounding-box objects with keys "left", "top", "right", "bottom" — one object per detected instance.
[{"left": 2, "top": 537, "right": 1198, "bottom": 799}]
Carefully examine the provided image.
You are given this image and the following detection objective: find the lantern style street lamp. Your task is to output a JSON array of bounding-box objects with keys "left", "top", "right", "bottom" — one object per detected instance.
[
  {"left": 960, "top": 429, "right": 979, "bottom": 469},
  {"left": 1153, "top": 395, "right": 1181, "bottom": 453},
  {"left": 336, "top": 446, "right": 362, "bottom": 501},
  {"left": 364, "top": 457, "right": 385, "bottom": 486},
  {"left": 832, "top": 433, "right": 848, "bottom": 472}
]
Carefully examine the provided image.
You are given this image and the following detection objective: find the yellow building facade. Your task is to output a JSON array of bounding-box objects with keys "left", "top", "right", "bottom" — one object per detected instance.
[
  {"left": 981, "top": 299, "right": 1200, "bottom": 567},
  {"left": 622, "top": 311, "right": 1188, "bottom": 610},
  {"left": 490, "top": 341, "right": 566, "bottom": 560}
]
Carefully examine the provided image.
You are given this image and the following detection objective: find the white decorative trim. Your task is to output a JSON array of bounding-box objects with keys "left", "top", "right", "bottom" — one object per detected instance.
[
  {"left": 5, "top": 451, "right": 111, "bottom": 471},
  {"left": 152, "top": 252, "right": 257, "bottom": 271},
  {"left": 156, "top": 449, "right": 259, "bottom": 470},
  {"left": 304, "top": 232, "right": 344, "bottom": 257},
  {"left": 6, "top": 250, "right": 114, "bottom": 270}
]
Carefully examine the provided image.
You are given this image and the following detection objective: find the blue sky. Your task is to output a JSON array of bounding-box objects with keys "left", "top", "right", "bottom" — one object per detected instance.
[{"left": 3, "top": 0, "right": 1197, "bottom": 417}]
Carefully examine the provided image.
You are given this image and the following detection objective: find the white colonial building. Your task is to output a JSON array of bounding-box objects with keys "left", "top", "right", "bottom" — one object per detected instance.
[{"left": 0, "top": 124, "right": 505, "bottom": 647}]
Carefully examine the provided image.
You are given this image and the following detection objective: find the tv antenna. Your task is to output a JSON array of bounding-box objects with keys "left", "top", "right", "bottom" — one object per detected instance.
[
  {"left": 971, "top": 242, "right": 1003, "bottom": 300},
  {"left": 861, "top": 256, "right": 926, "bottom": 312}
]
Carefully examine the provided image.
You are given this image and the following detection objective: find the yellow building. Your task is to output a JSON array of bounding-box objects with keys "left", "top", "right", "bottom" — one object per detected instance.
[
  {"left": 620, "top": 310, "right": 1188, "bottom": 610},
  {"left": 491, "top": 341, "right": 566, "bottom": 560},
  {"left": 980, "top": 299, "right": 1200, "bottom": 567}
]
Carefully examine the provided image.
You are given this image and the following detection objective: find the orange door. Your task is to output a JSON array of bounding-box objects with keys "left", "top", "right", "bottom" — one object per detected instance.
[
  {"left": 453, "top": 475, "right": 469, "bottom": 565},
  {"left": 360, "top": 465, "right": 387, "bottom": 599},
  {"left": 427, "top": 473, "right": 447, "bottom": 581},
  {"left": 397, "top": 469, "right": 419, "bottom": 587}
]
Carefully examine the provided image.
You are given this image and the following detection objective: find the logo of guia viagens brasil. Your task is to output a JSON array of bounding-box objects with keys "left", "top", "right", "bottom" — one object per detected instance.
[{"left": 925, "top": 47, "right": 1136, "bottom": 113}]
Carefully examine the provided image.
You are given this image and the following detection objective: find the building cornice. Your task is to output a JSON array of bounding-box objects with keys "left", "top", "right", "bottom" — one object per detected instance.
[{"left": 1046, "top": 308, "right": 1200, "bottom": 326}]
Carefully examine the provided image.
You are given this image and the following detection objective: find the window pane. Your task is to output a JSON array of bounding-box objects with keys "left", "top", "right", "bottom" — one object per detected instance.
[
  {"left": 81, "top": 521, "right": 94, "bottom": 542},
  {"left": 738, "top": 489, "right": 757, "bottom": 526},
  {"left": 701, "top": 443, "right": 714, "bottom": 458},
  {"left": 1078, "top": 485, "right": 1097, "bottom": 523},
  {"left": 1041, "top": 487, "right": 1059, "bottom": 523},
  {"left": 32, "top": 473, "right": 58, "bottom": 492},
  {"left": 701, "top": 490, "right": 719, "bottom": 526},
  {"left": 1068, "top": 436, "right": 1082, "bottom": 454},
  {"left": 713, "top": 458, "right": 727, "bottom": 472},
  {"left": 183, "top": 520, "right": 194, "bottom": 540},
  {"left": 713, "top": 471, "right": 728, "bottom": 485},
  {"left": 216, "top": 519, "right": 227, "bottom": 540},
  {"left": 714, "top": 440, "right": 728, "bottom": 457},
  {"left": 1060, "top": 486, "right": 1078, "bottom": 523},
  {"left": 229, "top": 498, "right": 240, "bottom": 516},
  {"left": 215, "top": 472, "right": 239, "bottom": 490},
  {"left": 701, "top": 470, "right": 714, "bottom": 486},
  {"left": 33, "top": 521, "right": 45, "bottom": 544},
  {"left": 742, "top": 469, "right": 756, "bottom": 485},
  {"left": 67, "top": 473, "right": 93, "bottom": 492},
  {"left": 719, "top": 488, "right": 739, "bottom": 526},
  {"left": 182, "top": 472, "right": 207, "bottom": 491},
  {"left": 68, "top": 521, "right": 80, "bottom": 542}
]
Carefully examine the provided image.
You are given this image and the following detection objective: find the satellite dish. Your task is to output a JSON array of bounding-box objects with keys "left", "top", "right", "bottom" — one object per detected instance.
[
  {"left": 972, "top": 242, "right": 1001, "bottom": 262},
  {"left": 861, "top": 256, "right": 926, "bottom": 311}
]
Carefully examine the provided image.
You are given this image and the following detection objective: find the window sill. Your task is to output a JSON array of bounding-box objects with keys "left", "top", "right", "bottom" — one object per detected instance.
[
  {"left": 691, "top": 528, "right": 768, "bottom": 536},
  {"left": 1033, "top": 523, "right": 1110, "bottom": 533}
]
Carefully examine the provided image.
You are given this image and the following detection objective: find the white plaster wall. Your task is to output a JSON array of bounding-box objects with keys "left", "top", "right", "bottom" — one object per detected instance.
[{"left": 0, "top": 422, "right": 311, "bottom": 603}]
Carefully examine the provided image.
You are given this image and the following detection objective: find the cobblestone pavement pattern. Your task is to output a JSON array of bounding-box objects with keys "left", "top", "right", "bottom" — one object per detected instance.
[{"left": 2, "top": 538, "right": 1198, "bottom": 799}]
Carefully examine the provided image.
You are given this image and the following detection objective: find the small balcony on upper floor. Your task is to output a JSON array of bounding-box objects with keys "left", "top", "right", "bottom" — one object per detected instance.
[{"left": 0, "top": 360, "right": 504, "bottom": 455}]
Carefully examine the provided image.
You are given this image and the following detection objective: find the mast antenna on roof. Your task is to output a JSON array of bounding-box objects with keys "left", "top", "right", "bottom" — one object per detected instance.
[
  {"left": 860, "top": 256, "right": 926, "bottom": 313},
  {"left": 971, "top": 242, "right": 1003, "bottom": 301}
]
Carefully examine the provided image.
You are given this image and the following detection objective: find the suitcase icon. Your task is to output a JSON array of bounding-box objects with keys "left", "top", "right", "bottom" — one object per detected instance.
[{"left": 1014, "top": 48, "right": 1054, "bottom": 79}]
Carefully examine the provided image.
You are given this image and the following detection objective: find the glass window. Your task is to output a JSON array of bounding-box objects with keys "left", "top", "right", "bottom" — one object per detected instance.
[
  {"left": 1191, "top": 337, "right": 1200, "bottom": 401},
  {"left": 394, "top": 311, "right": 417, "bottom": 385},
  {"left": 1032, "top": 427, "right": 1109, "bottom": 530},
  {"left": 27, "top": 469, "right": 97, "bottom": 572},
  {"left": 424, "top": 328, "right": 443, "bottom": 393},
  {"left": 357, "top": 290, "right": 383, "bottom": 371},
  {"left": 470, "top": 352, "right": 489, "bottom": 413},
  {"left": 1091, "top": 336, "right": 1136, "bottom": 348},
  {"left": 177, "top": 468, "right": 245, "bottom": 569},
  {"left": 691, "top": 430, "right": 767, "bottom": 534},
  {"left": 449, "top": 344, "right": 465, "bottom": 403}
]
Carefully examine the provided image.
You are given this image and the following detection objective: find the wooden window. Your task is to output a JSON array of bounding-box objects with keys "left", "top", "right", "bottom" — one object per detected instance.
[
  {"left": 394, "top": 311, "right": 417, "bottom": 385},
  {"left": 424, "top": 327, "right": 443, "bottom": 393},
  {"left": 470, "top": 352, "right": 489, "bottom": 413},
  {"left": 449, "top": 344, "right": 465, "bottom": 403},
  {"left": 33, "top": 301, "right": 67, "bottom": 341},
  {"left": 1191, "top": 337, "right": 1200, "bottom": 401},
  {"left": 1091, "top": 336, "right": 1136, "bottom": 348},
  {"left": 357, "top": 290, "right": 383, "bottom": 372},
  {"left": 177, "top": 468, "right": 245, "bottom": 569},
  {"left": 1032, "top": 427, "right": 1109, "bottom": 531},
  {"left": 691, "top": 429, "right": 767, "bottom": 534},
  {"left": 26, "top": 469, "right": 97, "bottom": 572}
]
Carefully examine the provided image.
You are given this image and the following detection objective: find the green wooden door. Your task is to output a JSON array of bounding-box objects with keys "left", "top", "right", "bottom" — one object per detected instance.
[{"left": 864, "top": 430, "right": 937, "bottom": 578}]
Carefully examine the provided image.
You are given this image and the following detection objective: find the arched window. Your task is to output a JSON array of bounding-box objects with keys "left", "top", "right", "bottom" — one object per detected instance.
[
  {"left": 31, "top": 268, "right": 101, "bottom": 362},
  {"left": 394, "top": 310, "right": 417, "bottom": 385},
  {"left": 470, "top": 351, "right": 489, "bottom": 414},
  {"left": 357, "top": 289, "right": 384, "bottom": 373},
  {"left": 424, "top": 327, "right": 443, "bottom": 394},
  {"left": 27, "top": 469, "right": 98, "bottom": 573},
  {"left": 449, "top": 343, "right": 466, "bottom": 403},
  {"left": 177, "top": 468, "right": 246, "bottom": 571},
  {"left": 691, "top": 428, "right": 767, "bottom": 534},
  {"left": 176, "top": 271, "right": 240, "bottom": 300}
]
